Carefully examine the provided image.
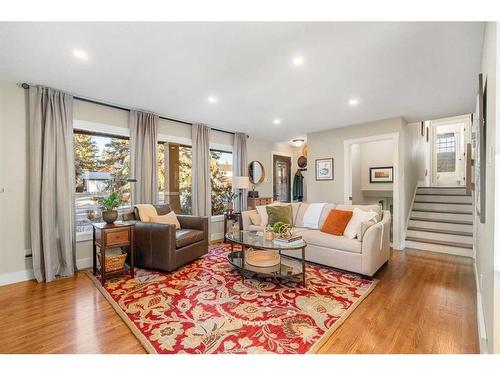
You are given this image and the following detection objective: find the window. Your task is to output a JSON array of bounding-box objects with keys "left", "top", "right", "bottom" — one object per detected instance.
[
  {"left": 210, "top": 149, "right": 233, "bottom": 216},
  {"left": 436, "top": 132, "right": 456, "bottom": 173},
  {"left": 157, "top": 143, "right": 192, "bottom": 214},
  {"left": 74, "top": 130, "right": 131, "bottom": 233}
]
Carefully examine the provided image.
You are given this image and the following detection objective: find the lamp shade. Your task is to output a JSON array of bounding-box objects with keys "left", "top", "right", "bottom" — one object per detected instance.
[{"left": 233, "top": 176, "right": 250, "bottom": 189}]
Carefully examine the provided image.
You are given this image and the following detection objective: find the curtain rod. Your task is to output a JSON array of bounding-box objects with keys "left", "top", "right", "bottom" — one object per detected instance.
[{"left": 20, "top": 82, "right": 240, "bottom": 137}]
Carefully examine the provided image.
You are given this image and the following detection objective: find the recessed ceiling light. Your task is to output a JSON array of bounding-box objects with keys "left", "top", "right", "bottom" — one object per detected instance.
[
  {"left": 292, "top": 56, "right": 305, "bottom": 66},
  {"left": 273, "top": 118, "right": 282, "bottom": 125},
  {"left": 207, "top": 96, "right": 218, "bottom": 104},
  {"left": 73, "top": 49, "right": 88, "bottom": 60},
  {"left": 291, "top": 139, "right": 305, "bottom": 147},
  {"left": 349, "top": 98, "right": 359, "bottom": 106}
]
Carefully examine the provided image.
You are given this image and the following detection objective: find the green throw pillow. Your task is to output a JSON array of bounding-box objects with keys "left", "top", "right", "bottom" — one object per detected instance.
[{"left": 266, "top": 205, "right": 293, "bottom": 227}]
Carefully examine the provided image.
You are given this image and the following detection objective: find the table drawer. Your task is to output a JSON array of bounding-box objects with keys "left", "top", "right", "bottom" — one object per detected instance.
[{"left": 105, "top": 229, "right": 130, "bottom": 246}]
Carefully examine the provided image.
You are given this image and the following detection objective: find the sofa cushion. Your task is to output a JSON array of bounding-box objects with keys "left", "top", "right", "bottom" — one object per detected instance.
[
  {"left": 301, "top": 230, "right": 362, "bottom": 253},
  {"left": 318, "top": 203, "right": 337, "bottom": 228},
  {"left": 294, "top": 203, "right": 309, "bottom": 227},
  {"left": 249, "top": 213, "right": 262, "bottom": 226},
  {"left": 266, "top": 204, "right": 293, "bottom": 227},
  {"left": 149, "top": 211, "right": 181, "bottom": 229},
  {"left": 336, "top": 204, "right": 382, "bottom": 222},
  {"left": 176, "top": 229, "right": 205, "bottom": 248},
  {"left": 343, "top": 208, "right": 378, "bottom": 239},
  {"left": 320, "top": 209, "right": 353, "bottom": 236}
]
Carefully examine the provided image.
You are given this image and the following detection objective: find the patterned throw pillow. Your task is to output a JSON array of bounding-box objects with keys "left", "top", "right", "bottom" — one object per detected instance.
[{"left": 266, "top": 205, "right": 293, "bottom": 227}]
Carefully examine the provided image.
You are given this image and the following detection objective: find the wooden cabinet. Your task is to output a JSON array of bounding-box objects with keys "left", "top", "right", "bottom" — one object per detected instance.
[
  {"left": 92, "top": 222, "right": 135, "bottom": 285},
  {"left": 247, "top": 197, "right": 272, "bottom": 210}
]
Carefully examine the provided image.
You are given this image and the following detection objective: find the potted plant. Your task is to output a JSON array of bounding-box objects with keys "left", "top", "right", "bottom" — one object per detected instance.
[
  {"left": 97, "top": 192, "right": 124, "bottom": 224},
  {"left": 221, "top": 191, "right": 239, "bottom": 213}
]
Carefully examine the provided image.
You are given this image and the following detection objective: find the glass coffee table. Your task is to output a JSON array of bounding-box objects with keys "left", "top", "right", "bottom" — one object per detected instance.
[{"left": 225, "top": 230, "right": 307, "bottom": 286}]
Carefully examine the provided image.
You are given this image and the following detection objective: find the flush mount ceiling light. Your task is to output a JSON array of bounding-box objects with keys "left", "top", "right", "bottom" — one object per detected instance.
[
  {"left": 292, "top": 56, "right": 305, "bottom": 67},
  {"left": 273, "top": 118, "right": 282, "bottom": 125},
  {"left": 349, "top": 98, "right": 359, "bottom": 106},
  {"left": 291, "top": 139, "right": 305, "bottom": 147},
  {"left": 207, "top": 96, "right": 218, "bottom": 104},
  {"left": 73, "top": 49, "right": 88, "bottom": 60}
]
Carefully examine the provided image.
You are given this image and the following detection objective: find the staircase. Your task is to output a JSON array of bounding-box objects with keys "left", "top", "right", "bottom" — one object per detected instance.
[{"left": 405, "top": 186, "right": 473, "bottom": 257}]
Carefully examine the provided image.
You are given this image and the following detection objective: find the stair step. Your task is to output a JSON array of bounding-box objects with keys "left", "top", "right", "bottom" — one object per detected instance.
[
  {"left": 412, "top": 208, "right": 472, "bottom": 215},
  {"left": 407, "top": 226, "right": 473, "bottom": 237},
  {"left": 412, "top": 202, "right": 473, "bottom": 213},
  {"left": 410, "top": 211, "right": 473, "bottom": 222},
  {"left": 405, "top": 236, "right": 473, "bottom": 249},
  {"left": 414, "top": 194, "right": 472, "bottom": 204},
  {"left": 408, "top": 220, "right": 473, "bottom": 233},
  {"left": 406, "top": 229, "right": 473, "bottom": 244},
  {"left": 417, "top": 187, "right": 467, "bottom": 196},
  {"left": 409, "top": 217, "right": 473, "bottom": 225}
]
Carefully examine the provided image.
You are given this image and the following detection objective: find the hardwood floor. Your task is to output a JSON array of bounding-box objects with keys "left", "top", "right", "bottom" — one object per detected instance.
[{"left": 0, "top": 248, "right": 479, "bottom": 354}]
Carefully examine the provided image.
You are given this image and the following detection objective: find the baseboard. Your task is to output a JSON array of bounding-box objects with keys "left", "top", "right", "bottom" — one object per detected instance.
[
  {"left": 0, "top": 257, "right": 93, "bottom": 287},
  {"left": 0, "top": 268, "right": 35, "bottom": 286},
  {"left": 76, "top": 257, "right": 93, "bottom": 270},
  {"left": 473, "top": 261, "right": 488, "bottom": 353},
  {"left": 211, "top": 232, "right": 224, "bottom": 241}
]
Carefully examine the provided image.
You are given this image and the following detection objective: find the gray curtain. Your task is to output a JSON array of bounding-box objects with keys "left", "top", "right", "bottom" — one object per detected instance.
[
  {"left": 130, "top": 110, "right": 159, "bottom": 205},
  {"left": 191, "top": 123, "right": 211, "bottom": 216},
  {"left": 29, "top": 86, "right": 76, "bottom": 282},
  {"left": 233, "top": 133, "right": 248, "bottom": 212}
]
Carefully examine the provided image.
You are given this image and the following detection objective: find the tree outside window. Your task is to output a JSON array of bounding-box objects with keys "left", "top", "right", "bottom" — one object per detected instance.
[{"left": 74, "top": 131, "right": 131, "bottom": 233}]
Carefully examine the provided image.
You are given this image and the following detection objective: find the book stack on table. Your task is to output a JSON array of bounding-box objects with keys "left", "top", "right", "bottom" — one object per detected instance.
[{"left": 273, "top": 235, "right": 303, "bottom": 246}]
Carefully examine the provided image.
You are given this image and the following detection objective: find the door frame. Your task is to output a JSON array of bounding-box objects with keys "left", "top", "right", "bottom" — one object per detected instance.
[
  {"left": 271, "top": 151, "right": 292, "bottom": 202},
  {"left": 343, "top": 132, "right": 401, "bottom": 249},
  {"left": 429, "top": 114, "right": 471, "bottom": 186}
]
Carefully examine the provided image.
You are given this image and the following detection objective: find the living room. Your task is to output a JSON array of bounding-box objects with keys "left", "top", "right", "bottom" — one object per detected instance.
[{"left": 1, "top": 1, "right": 500, "bottom": 372}]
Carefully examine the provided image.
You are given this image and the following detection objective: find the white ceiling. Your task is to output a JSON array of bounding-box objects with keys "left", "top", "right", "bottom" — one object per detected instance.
[{"left": 0, "top": 22, "right": 484, "bottom": 141}]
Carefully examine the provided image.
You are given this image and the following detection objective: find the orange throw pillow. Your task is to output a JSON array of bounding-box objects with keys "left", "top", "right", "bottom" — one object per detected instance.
[{"left": 320, "top": 209, "right": 353, "bottom": 236}]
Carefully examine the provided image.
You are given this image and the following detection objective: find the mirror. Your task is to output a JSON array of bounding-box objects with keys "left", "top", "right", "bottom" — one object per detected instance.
[{"left": 248, "top": 160, "right": 265, "bottom": 184}]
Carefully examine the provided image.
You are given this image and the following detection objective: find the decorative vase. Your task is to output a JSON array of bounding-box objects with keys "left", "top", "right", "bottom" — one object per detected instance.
[{"left": 102, "top": 209, "right": 118, "bottom": 224}]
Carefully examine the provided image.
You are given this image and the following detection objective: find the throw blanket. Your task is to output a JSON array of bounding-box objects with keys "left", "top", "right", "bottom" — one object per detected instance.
[
  {"left": 303, "top": 203, "right": 327, "bottom": 229},
  {"left": 135, "top": 204, "right": 157, "bottom": 222}
]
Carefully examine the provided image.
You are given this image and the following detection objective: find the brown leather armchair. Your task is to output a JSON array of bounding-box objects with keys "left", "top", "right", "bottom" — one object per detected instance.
[{"left": 122, "top": 205, "right": 209, "bottom": 272}]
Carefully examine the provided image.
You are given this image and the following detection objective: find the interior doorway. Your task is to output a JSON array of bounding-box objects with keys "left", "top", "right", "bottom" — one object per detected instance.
[
  {"left": 344, "top": 133, "right": 401, "bottom": 249},
  {"left": 430, "top": 116, "right": 470, "bottom": 186},
  {"left": 273, "top": 154, "right": 291, "bottom": 202}
]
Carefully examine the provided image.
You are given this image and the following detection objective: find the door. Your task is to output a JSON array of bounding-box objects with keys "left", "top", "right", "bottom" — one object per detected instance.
[
  {"left": 273, "top": 154, "right": 291, "bottom": 202},
  {"left": 432, "top": 123, "right": 465, "bottom": 186}
]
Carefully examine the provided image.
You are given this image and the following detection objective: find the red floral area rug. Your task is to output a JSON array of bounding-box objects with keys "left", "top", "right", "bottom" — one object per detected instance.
[{"left": 87, "top": 246, "right": 377, "bottom": 354}]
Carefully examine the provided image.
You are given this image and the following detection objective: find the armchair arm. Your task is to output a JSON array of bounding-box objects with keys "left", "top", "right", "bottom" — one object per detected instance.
[
  {"left": 177, "top": 215, "right": 209, "bottom": 232},
  {"left": 133, "top": 221, "right": 177, "bottom": 269},
  {"left": 241, "top": 210, "right": 258, "bottom": 230}
]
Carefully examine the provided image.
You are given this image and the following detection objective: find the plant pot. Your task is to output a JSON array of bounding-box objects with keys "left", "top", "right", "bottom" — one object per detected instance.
[{"left": 102, "top": 209, "right": 118, "bottom": 224}]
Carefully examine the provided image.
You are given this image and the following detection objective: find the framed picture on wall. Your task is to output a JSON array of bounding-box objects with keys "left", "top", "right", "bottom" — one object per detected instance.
[
  {"left": 315, "top": 158, "right": 333, "bottom": 180},
  {"left": 369, "top": 166, "right": 394, "bottom": 183}
]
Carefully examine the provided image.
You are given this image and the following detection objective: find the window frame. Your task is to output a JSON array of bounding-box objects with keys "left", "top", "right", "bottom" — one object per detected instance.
[{"left": 73, "top": 127, "right": 132, "bottom": 241}]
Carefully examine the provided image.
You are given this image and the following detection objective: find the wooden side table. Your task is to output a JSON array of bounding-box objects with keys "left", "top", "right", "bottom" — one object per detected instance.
[
  {"left": 223, "top": 211, "right": 242, "bottom": 243},
  {"left": 92, "top": 222, "right": 135, "bottom": 285}
]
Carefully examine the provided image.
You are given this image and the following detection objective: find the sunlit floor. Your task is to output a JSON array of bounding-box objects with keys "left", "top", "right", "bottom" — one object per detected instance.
[{"left": 0, "top": 247, "right": 478, "bottom": 354}]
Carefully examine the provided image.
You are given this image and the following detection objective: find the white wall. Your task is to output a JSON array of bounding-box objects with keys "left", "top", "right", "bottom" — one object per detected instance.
[
  {"left": 0, "top": 81, "right": 32, "bottom": 282},
  {"left": 474, "top": 21, "right": 497, "bottom": 354},
  {"left": 306, "top": 117, "right": 406, "bottom": 203},
  {"left": 360, "top": 139, "right": 395, "bottom": 192},
  {"left": 0, "top": 79, "right": 293, "bottom": 284}
]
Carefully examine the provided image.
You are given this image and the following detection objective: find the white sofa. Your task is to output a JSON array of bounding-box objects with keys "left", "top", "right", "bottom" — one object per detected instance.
[{"left": 241, "top": 203, "right": 391, "bottom": 277}]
